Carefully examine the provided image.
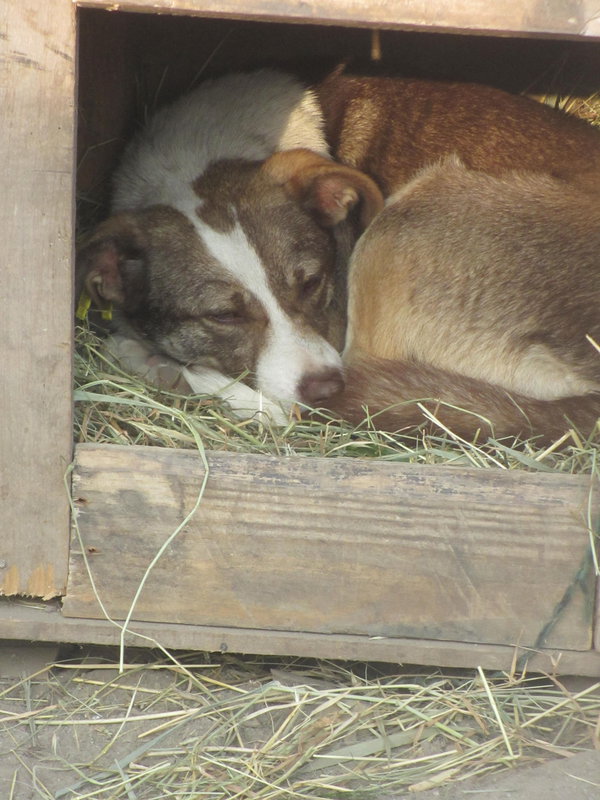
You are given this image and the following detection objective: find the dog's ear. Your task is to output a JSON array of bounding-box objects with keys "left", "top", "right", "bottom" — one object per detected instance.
[
  {"left": 76, "top": 213, "right": 148, "bottom": 312},
  {"left": 262, "top": 148, "right": 384, "bottom": 229}
]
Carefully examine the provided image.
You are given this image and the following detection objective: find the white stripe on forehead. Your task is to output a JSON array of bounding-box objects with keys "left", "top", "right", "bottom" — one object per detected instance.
[
  {"left": 195, "top": 215, "right": 282, "bottom": 313},
  {"left": 194, "top": 214, "right": 342, "bottom": 403}
]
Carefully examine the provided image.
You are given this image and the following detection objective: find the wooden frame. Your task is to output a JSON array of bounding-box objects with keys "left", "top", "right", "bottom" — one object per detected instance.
[
  {"left": 1, "top": 0, "right": 599, "bottom": 675},
  {"left": 1, "top": 0, "right": 75, "bottom": 600},
  {"left": 76, "top": 0, "right": 600, "bottom": 39}
]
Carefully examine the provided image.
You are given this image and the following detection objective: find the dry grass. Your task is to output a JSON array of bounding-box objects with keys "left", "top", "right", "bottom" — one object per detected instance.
[
  {"left": 1, "top": 649, "right": 599, "bottom": 799},
  {"left": 74, "top": 323, "right": 600, "bottom": 475},
  {"left": 532, "top": 88, "right": 600, "bottom": 123}
]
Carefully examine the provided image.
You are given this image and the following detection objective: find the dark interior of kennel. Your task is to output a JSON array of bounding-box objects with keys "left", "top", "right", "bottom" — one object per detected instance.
[{"left": 77, "top": 7, "right": 600, "bottom": 228}]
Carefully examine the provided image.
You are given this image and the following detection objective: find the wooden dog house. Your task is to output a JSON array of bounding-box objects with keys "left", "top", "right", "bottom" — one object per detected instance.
[{"left": 3, "top": 0, "right": 600, "bottom": 675}]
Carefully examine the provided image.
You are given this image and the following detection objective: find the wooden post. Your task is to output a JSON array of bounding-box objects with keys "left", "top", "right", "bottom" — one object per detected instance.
[{"left": 0, "top": 0, "right": 76, "bottom": 598}]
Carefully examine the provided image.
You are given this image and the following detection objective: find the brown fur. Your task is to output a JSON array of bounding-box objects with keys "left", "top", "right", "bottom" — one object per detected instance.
[
  {"left": 77, "top": 204, "right": 269, "bottom": 377},
  {"left": 324, "top": 161, "right": 600, "bottom": 442},
  {"left": 316, "top": 68, "right": 600, "bottom": 196},
  {"left": 327, "top": 357, "right": 600, "bottom": 443}
]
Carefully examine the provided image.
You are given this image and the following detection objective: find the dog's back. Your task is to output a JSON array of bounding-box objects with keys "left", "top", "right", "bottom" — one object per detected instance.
[
  {"left": 346, "top": 159, "right": 600, "bottom": 399},
  {"left": 317, "top": 70, "right": 600, "bottom": 196}
]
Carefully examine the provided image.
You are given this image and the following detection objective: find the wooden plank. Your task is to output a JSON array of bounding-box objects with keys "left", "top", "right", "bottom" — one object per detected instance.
[
  {"left": 64, "top": 443, "right": 597, "bottom": 651},
  {"left": 4, "top": 598, "right": 600, "bottom": 676},
  {"left": 0, "top": 1, "right": 75, "bottom": 597},
  {"left": 75, "top": 0, "right": 599, "bottom": 39},
  {"left": 596, "top": 581, "right": 600, "bottom": 651}
]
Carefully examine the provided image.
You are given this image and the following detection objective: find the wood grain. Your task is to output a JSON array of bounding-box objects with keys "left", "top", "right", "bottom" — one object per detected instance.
[
  {"left": 75, "top": 0, "right": 594, "bottom": 38},
  {"left": 596, "top": 581, "right": 600, "bottom": 651},
  {"left": 4, "top": 598, "right": 600, "bottom": 675},
  {"left": 0, "top": 0, "right": 75, "bottom": 598},
  {"left": 64, "top": 444, "right": 598, "bottom": 651}
]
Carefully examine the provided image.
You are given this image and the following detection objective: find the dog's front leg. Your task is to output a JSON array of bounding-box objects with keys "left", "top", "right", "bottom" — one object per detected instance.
[
  {"left": 104, "top": 335, "right": 289, "bottom": 424},
  {"left": 104, "top": 334, "right": 192, "bottom": 393},
  {"left": 183, "top": 365, "right": 290, "bottom": 425}
]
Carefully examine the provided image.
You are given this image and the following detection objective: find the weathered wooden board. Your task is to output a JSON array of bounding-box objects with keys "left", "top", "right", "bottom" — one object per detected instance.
[
  {"left": 64, "top": 444, "right": 597, "bottom": 651},
  {"left": 596, "top": 582, "right": 600, "bottom": 652},
  {"left": 0, "top": 0, "right": 75, "bottom": 598},
  {"left": 4, "top": 598, "right": 600, "bottom": 676},
  {"left": 76, "top": 0, "right": 600, "bottom": 39}
]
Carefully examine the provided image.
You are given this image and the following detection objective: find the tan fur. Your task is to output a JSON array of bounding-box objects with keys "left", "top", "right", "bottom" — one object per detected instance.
[
  {"left": 263, "top": 148, "right": 384, "bottom": 229},
  {"left": 346, "top": 161, "right": 600, "bottom": 399},
  {"left": 326, "top": 161, "right": 600, "bottom": 442}
]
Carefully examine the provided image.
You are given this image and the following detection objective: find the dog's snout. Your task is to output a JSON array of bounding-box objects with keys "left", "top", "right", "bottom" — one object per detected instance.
[{"left": 298, "top": 367, "right": 345, "bottom": 405}]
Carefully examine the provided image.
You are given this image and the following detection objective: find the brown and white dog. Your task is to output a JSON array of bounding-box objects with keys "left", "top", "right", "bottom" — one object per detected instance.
[
  {"left": 77, "top": 67, "right": 600, "bottom": 440},
  {"left": 77, "top": 70, "right": 383, "bottom": 421}
]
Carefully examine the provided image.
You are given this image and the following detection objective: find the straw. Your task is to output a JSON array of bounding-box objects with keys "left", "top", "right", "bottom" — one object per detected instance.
[
  {"left": 1, "top": 655, "right": 598, "bottom": 799},
  {"left": 73, "top": 322, "right": 600, "bottom": 476}
]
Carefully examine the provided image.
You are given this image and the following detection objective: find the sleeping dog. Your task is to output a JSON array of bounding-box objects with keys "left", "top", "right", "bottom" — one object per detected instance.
[
  {"left": 77, "top": 71, "right": 383, "bottom": 420},
  {"left": 77, "top": 67, "right": 600, "bottom": 440}
]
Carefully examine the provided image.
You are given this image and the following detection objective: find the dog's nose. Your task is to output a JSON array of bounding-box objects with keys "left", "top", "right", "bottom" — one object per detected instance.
[{"left": 298, "top": 367, "right": 345, "bottom": 405}]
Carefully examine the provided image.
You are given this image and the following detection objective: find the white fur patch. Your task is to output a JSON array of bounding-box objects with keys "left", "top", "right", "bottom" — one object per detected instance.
[
  {"left": 183, "top": 365, "right": 289, "bottom": 425},
  {"left": 104, "top": 334, "right": 190, "bottom": 391},
  {"left": 112, "top": 70, "right": 329, "bottom": 213},
  {"left": 106, "top": 334, "right": 290, "bottom": 424},
  {"left": 104, "top": 334, "right": 153, "bottom": 374},
  {"left": 197, "top": 218, "right": 342, "bottom": 405}
]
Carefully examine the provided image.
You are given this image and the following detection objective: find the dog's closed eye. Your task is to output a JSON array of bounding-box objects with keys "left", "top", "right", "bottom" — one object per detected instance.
[
  {"left": 299, "top": 274, "right": 322, "bottom": 298},
  {"left": 204, "top": 310, "right": 246, "bottom": 325}
]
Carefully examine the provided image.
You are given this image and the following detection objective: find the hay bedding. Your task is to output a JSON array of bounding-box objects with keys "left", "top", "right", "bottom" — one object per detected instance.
[
  {"left": 74, "top": 322, "right": 600, "bottom": 474},
  {"left": 64, "top": 89, "right": 600, "bottom": 800},
  {"left": 0, "top": 647, "right": 599, "bottom": 799}
]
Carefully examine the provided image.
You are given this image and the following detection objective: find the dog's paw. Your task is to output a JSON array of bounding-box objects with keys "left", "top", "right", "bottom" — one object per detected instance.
[
  {"left": 183, "top": 365, "right": 290, "bottom": 425},
  {"left": 104, "top": 335, "right": 191, "bottom": 393},
  {"left": 145, "top": 355, "right": 192, "bottom": 393},
  {"left": 102, "top": 336, "right": 289, "bottom": 423}
]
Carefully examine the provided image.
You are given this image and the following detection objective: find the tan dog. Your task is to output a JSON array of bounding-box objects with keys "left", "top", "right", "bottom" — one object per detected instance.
[{"left": 327, "top": 159, "right": 600, "bottom": 442}]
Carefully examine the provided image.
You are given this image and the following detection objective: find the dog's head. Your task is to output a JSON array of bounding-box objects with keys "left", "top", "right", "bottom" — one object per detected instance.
[{"left": 77, "top": 149, "right": 383, "bottom": 407}]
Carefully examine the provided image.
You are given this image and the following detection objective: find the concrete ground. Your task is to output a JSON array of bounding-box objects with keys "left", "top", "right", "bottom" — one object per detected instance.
[{"left": 401, "top": 750, "right": 600, "bottom": 799}]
